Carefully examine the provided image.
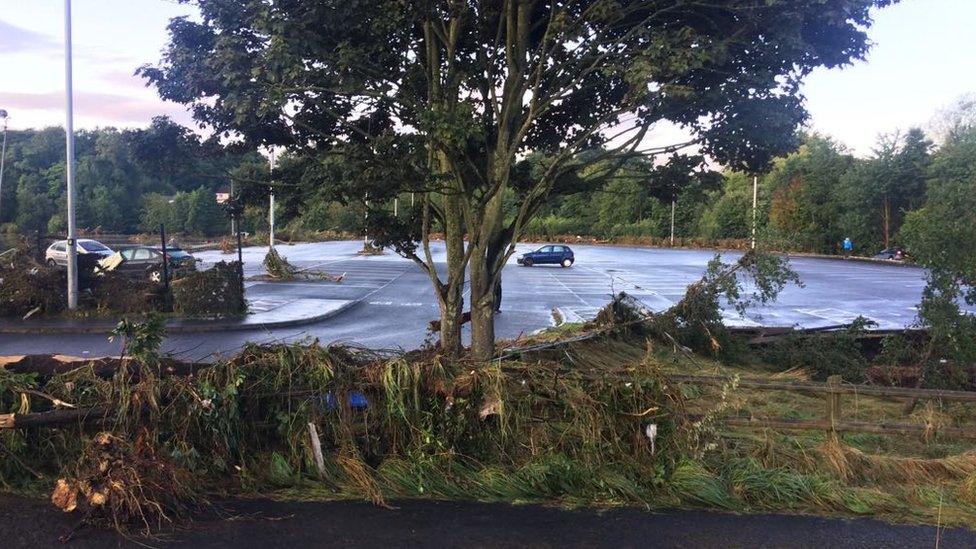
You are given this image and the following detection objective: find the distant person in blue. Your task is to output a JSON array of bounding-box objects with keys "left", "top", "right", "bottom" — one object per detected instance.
[{"left": 842, "top": 237, "right": 853, "bottom": 258}]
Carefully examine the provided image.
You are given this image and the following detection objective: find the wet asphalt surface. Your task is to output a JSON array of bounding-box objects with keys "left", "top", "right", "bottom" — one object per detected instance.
[
  {"left": 3, "top": 496, "right": 974, "bottom": 548},
  {"left": 0, "top": 241, "right": 933, "bottom": 361}
]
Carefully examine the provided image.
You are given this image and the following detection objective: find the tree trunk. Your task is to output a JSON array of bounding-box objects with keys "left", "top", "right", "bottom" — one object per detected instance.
[
  {"left": 469, "top": 250, "right": 495, "bottom": 361},
  {"left": 438, "top": 280, "right": 464, "bottom": 356},
  {"left": 437, "top": 184, "right": 467, "bottom": 358},
  {"left": 469, "top": 188, "right": 507, "bottom": 362}
]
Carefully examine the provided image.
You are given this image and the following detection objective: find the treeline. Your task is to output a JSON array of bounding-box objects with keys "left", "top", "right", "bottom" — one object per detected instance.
[
  {"left": 274, "top": 124, "right": 970, "bottom": 259},
  {"left": 0, "top": 117, "right": 256, "bottom": 238},
  {"left": 519, "top": 127, "right": 958, "bottom": 256},
  {"left": 4, "top": 115, "right": 974, "bottom": 262}
]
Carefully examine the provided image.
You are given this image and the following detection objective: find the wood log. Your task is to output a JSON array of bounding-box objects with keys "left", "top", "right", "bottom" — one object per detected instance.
[
  {"left": 0, "top": 354, "right": 208, "bottom": 380},
  {"left": 0, "top": 407, "right": 110, "bottom": 429}
]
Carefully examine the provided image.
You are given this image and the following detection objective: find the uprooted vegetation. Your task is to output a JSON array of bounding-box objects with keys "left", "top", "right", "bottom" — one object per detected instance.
[
  {"left": 0, "top": 245, "right": 245, "bottom": 319},
  {"left": 261, "top": 247, "right": 345, "bottom": 282},
  {"left": 2, "top": 250, "right": 975, "bottom": 535},
  {"left": 170, "top": 261, "right": 247, "bottom": 318},
  {"left": 3, "top": 327, "right": 976, "bottom": 535},
  {"left": 0, "top": 249, "right": 66, "bottom": 317}
]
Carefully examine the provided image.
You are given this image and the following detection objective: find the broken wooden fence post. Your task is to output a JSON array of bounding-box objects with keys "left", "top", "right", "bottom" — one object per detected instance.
[
  {"left": 826, "top": 375, "right": 843, "bottom": 435},
  {"left": 307, "top": 422, "right": 326, "bottom": 478}
]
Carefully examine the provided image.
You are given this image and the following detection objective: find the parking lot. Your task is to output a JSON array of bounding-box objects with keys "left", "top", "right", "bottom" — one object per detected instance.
[{"left": 0, "top": 241, "right": 931, "bottom": 360}]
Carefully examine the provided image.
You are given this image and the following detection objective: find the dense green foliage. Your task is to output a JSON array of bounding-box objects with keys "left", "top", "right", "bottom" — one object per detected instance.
[
  {"left": 489, "top": 125, "right": 973, "bottom": 260},
  {"left": 0, "top": 117, "right": 253, "bottom": 237}
]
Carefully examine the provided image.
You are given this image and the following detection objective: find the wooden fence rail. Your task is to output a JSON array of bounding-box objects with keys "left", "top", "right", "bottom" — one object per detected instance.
[
  {"left": 670, "top": 374, "right": 976, "bottom": 402},
  {"left": 676, "top": 374, "right": 976, "bottom": 438},
  {"left": 713, "top": 416, "right": 976, "bottom": 439}
]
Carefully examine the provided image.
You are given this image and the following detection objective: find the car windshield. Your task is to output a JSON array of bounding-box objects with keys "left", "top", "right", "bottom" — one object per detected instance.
[{"left": 80, "top": 241, "right": 110, "bottom": 252}]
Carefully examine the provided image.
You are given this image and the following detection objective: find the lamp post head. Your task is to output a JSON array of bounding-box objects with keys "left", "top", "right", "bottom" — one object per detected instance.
[{"left": 0, "top": 109, "right": 7, "bottom": 119}]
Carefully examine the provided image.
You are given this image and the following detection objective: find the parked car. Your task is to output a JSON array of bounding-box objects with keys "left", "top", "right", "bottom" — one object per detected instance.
[
  {"left": 99, "top": 246, "right": 197, "bottom": 281},
  {"left": 517, "top": 244, "right": 575, "bottom": 267},
  {"left": 874, "top": 246, "right": 908, "bottom": 261},
  {"left": 45, "top": 239, "right": 114, "bottom": 267}
]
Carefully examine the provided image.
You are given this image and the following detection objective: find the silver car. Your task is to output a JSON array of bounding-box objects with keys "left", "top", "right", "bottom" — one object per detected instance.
[{"left": 45, "top": 239, "right": 114, "bottom": 267}]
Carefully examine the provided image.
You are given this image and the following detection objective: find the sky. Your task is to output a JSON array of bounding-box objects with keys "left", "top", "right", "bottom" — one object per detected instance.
[{"left": 1, "top": 0, "right": 975, "bottom": 156}]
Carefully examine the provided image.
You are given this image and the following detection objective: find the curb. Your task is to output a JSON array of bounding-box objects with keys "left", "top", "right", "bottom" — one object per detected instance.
[
  {"left": 0, "top": 299, "right": 361, "bottom": 336},
  {"left": 782, "top": 252, "right": 921, "bottom": 268}
]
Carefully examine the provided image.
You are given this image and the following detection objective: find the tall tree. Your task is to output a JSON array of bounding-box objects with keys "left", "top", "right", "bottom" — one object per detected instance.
[
  {"left": 764, "top": 135, "right": 853, "bottom": 253},
  {"left": 142, "top": 0, "right": 896, "bottom": 359},
  {"left": 842, "top": 129, "right": 931, "bottom": 250}
]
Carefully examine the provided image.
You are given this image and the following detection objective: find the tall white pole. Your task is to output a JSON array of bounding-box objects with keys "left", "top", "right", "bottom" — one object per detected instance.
[
  {"left": 750, "top": 175, "right": 758, "bottom": 250},
  {"left": 268, "top": 149, "right": 275, "bottom": 250},
  {"left": 65, "top": 0, "right": 79, "bottom": 310},
  {"left": 363, "top": 193, "right": 369, "bottom": 246},
  {"left": 0, "top": 112, "right": 8, "bottom": 220},
  {"left": 229, "top": 180, "right": 237, "bottom": 236},
  {"left": 394, "top": 197, "right": 399, "bottom": 217},
  {"left": 669, "top": 199, "right": 676, "bottom": 245},
  {"left": 269, "top": 192, "right": 275, "bottom": 250}
]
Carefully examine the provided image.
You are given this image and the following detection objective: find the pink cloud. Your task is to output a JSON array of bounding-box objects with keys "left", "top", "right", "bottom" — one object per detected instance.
[
  {"left": 0, "top": 89, "right": 193, "bottom": 127},
  {"left": 98, "top": 68, "right": 149, "bottom": 90}
]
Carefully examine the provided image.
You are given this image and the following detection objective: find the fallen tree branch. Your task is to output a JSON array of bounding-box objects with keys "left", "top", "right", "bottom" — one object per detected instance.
[{"left": 0, "top": 407, "right": 110, "bottom": 429}]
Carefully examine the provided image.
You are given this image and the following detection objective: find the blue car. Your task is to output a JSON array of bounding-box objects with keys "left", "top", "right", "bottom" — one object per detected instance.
[{"left": 517, "top": 244, "right": 575, "bottom": 267}]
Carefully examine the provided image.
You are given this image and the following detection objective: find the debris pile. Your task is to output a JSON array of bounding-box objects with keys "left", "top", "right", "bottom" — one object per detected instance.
[
  {"left": 219, "top": 237, "right": 236, "bottom": 254},
  {"left": 52, "top": 431, "right": 197, "bottom": 536},
  {"left": 261, "top": 247, "right": 344, "bottom": 282},
  {"left": 0, "top": 249, "right": 66, "bottom": 317},
  {"left": 357, "top": 242, "right": 384, "bottom": 256},
  {"left": 91, "top": 271, "right": 168, "bottom": 314},
  {"left": 171, "top": 261, "right": 246, "bottom": 317}
]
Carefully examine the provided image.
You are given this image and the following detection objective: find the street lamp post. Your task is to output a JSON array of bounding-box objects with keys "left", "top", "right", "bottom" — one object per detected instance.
[
  {"left": 268, "top": 149, "right": 276, "bottom": 251},
  {"left": 0, "top": 109, "right": 8, "bottom": 221},
  {"left": 64, "top": 0, "right": 79, "bottom": 310},
  {"left": 669, "top": 199, "right": 676, "bottom": 246},
  {"left": 750, "top": 175, "right": 758, "bottom": 250}
]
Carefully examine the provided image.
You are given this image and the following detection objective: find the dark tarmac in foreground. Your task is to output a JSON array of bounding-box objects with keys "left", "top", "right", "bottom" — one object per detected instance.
[{"left": 3, "top": 495, "right": 973, "bottom": 548}]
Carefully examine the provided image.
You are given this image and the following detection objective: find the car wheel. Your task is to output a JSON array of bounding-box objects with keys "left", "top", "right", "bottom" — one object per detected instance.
[
  {"left": 47, "top": 259, "right": 58, "bottom": 268},
  {"left": 561, "top": 258, "right": 573, "bottom": 268},
  {"left": 524, "top": 258, "right": 533, "bottom": 267},
  {"left": 148, "top": 269, "right": 163, "bottom": 283}
]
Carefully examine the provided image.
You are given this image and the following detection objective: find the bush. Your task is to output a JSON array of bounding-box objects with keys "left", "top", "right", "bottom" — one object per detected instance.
[
  {"left": 171, "top": 262, "right": 245, "bottom": 318},
  {"left": 760, "top": 320, "right": 873, "bottom": 382},
  {"left": 523, "top": 215, "right": 590, "bottom": 239}
]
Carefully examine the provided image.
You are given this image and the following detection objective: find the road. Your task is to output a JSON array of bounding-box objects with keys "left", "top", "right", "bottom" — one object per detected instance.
[
  {"left": 4, "top": 496, "right": 973, "bottom": 548},
  {"left": 0, "top": 241, "right": 930, "bottom": 361}
]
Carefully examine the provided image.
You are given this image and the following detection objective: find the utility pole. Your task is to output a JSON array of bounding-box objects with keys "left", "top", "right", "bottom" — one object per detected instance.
[
  {"left": 0, "top": 110, "right": 8, "bottom": 221},
  {"left": 64, "top": 0, "right": 79, "bottom": 310},
  {"left": 751, "top": 174, "right": 758, "bottom": 250},
  {"left": 363, "top": 193, "right": 369, "bottom": 247},
  {"left": 268, "top": 149, "right": 275, "bottom": 251},
  {"left": 669, "top": 199, "right": 676, "bottom": 245},
  {"left": 229, "top": 180, "right": 237, "bottom": 236}
]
